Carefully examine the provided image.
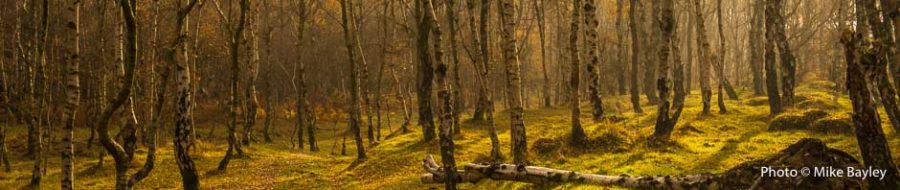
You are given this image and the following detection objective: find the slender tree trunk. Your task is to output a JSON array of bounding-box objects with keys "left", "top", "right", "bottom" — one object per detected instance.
[
  {"left": 643, "top": 1, "right": 658, "bottom": 105},
  {"left": 171, "top": 1, "right": 201, "bottom": 189},
  {"left": 615, "top": 0, "right": 627, "bottom": 95},
  {"left": 693, "top": 0, "right": 712, "bottom": 116},
  {"left": 749, "top": 0, "right": 765, "bottom": 96},
  {"left": 570, "top": 0, "right": 587, "bottom": 144},
  {"left": 535, "top": 0, "right": 552, "bottom": 107},
  {"left": 583, "top": 0, "right": 604, "bottom": 121},
  {"left": 94, "top": 0, "right": 140, "bottom": 188},
  {"left": 499, "top": 0, "right": 528, "bottom": 165},
  {"left": 340, "top": 0, "right": 367, "bottom": 161},
  {"left": 60, "top": 0, "right": 81, "bottom": 188},
  {"left": 764, "top": 0, "right": 783, "bottom": 115},
  {"left": 840, "top": 32, "right": 900, "bottom": 189},
  {"left": 714, "top": 0, "right": 728, "bottom": 113},
  {"left": 443, "top": 0, "right": 463, "bottom": 135},
  {"left": 424, "top": 0, "right": 459, "bottom": 188},
  {"left": 243, "top": 2, "right": 262, "bottom": 147},
  {"left": 628, "top": 0, "right": 643, "bottom": 113},
  {"left": 415, "top": 0, "right": 436, "bottom": 142},
  {"left": 218, "top": 0, "right": 251, "bottom": 172}
]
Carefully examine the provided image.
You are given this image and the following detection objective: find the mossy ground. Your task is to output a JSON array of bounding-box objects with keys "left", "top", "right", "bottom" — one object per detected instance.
[{"left": 3, "top": 81, "right": 900, "bottom": 189}]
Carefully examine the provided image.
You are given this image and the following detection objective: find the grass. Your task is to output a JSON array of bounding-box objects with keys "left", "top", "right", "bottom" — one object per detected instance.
[{"left": 3, "top": 81, "right": 900, "bottom": 189}]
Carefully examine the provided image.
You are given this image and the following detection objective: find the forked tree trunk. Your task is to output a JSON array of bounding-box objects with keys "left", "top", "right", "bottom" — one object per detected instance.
[
  {"left": 499, "top": 0, "right": 528, "bottom": 165},
  {"left": 652, "top": 0, "right": 684, "bottom": 140},
  {"left": 219, "top": 0, "right": 251, "bottom": 172},
  {"left": 340, "top": 0, "right": 367, "bottom": 161},
  {"left": 839, "top": 31, "right": 900, "bottom": 189},
  {"left": 863, "top": 0, "right": 900, "bottom": 132}
]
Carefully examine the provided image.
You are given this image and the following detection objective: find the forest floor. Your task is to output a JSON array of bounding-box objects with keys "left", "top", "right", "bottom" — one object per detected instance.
[{"left": 3, "top": 80, "right": 900, "bottom": 189}]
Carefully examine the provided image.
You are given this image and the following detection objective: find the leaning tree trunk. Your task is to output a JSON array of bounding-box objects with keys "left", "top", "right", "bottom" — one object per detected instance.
[
  {"left": 60, "top": 0, "right": 81, "bottom": 188},
  {"left": 171, "top": 1, "right": 202, "bottom": 189},
  {"left": 569, "top": 0, "right": 587, "bottom": 144},
  {"left": 583, "top": 0, "right": 604, "bottom": 121},
  {"left": 652, "top": 0, "right": 684, "bottom": 140},
  {"left": 693, "top": 0, "right": 712, "bottom": 116},
  {"left": 499, "top": 0, "right": 528, "bottom": 165},
  {"left": 340, "top": 0, "right": 367, "bottom": 161},
  {"left": 763, "top": 0, "right": 783, "bottom": 115},
  {"left": 864, "top": 0, "right": 900, "bottom": 132},
  {"left": 218, "top": 0, "right": 250, "bottom": 172},
  {"left": 840, "top": 31, "right": 900, "bottom": 189},
  {"left": 628, "top": 0, "right": 643, "bottom": 113}
]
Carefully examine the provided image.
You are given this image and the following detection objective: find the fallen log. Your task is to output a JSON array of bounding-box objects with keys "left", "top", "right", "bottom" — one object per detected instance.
[{"left": 421, "top": 138, "right": 865, "bottom": 189}]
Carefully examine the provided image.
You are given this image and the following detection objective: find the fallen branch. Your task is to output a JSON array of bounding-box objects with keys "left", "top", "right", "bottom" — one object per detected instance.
[
  {"left": 420, "top": 138, "right": 865, "bottom": 189},
  {"left": 421, "top": 155, "right": 718, "bottom": 189}
]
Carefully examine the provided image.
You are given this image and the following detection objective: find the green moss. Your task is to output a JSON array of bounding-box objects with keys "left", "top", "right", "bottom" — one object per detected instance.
[
  {"left": 768, "top": 109, "right": 829, "bottom": 131},
  {"left": 810, "top": 112, "right": 854, "bottom": 135}
]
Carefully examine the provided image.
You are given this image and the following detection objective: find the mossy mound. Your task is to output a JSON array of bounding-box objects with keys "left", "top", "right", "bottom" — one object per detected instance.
[
  {"left": 532, "top": 137, "right": 563, "bottom": 156},
  {"left": 810, "top": 113, "right": 854, "bottom": 135},
  {"left": 768, "top": 109, "right": 830, "bottom": 131},
  {"left": 584, "top": 128, "right": 631, "bottom": 151},
  {"left": 714, "top": 138, "right": 864, "bottom": 189},
  {"left": 796, "top": 98, "right": 842, "bottom": 110},
  {"left": 745, "top": 97, "right": 770, "bottom": 106}
]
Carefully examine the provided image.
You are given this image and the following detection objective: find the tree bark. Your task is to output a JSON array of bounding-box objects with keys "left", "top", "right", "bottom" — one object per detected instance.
[
  {"left": 172, "top": 1, "right": 201, "bottom": 189},
  {"left": 653, "top": 0, "right": 684, "bottom": 140},
  {"left": 764, "top": 0, "right": 783, "bottom": 115},
  {"left": 569, "top": 0, "right": 587, "bottom": 144},
  {"left": 864, "top": 0, "right": 900, "bottom": 132},
  {"left": 444, "top": 0, "right": 463, "bottom": 135},
  {"left": 425, "top": 0, "right": 458, "bottom": 188},
  {"left": 420, "top": 155, "right": 715, "bottom": 188},
  {"left": 839, "top": 31, "right": 900, "bottom": 189},
  {"left": 60, "top": 0, "right": 81, "bottom": 188},
  {"left": 218, "top": 0, "right": 251, "bottom": 172},
  {"left": 693, "top": 0, "right": 712, "bottom": 116},
  {"left": 615, "top": 0, "right": 627, "bottom": 95},
  {"left": 340, "top": 0, "right": 367, "bottom": 161},
  {"left": 243, "top": 2, "right": 262, "bottom": 147},
  {"left": 583, "top": 0, "right": 604, "bottom": 121},
  {"left": 628, "top": 0, "right": 643, "bottom": 113},
  {"left": 714, "top": 0, "right": 728, "bottom": 113},
  {"left": 415, "top": 0, "right": 436, "bottom": 142},
  {"left": 499, "top": 0, "right": 528, "bottom": 165},
  {"left": 769, "top": 0, "right": 795, "bottom": 105},
  {"left": 749, "top": 0, "right": 765, "bottom": 96}
]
